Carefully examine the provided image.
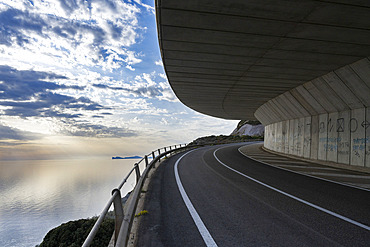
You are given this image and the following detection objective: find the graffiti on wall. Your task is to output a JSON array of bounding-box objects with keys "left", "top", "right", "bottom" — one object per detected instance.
[
  {"left": 319, "top": 118, "right": 369, "bottom": 134},
  {"left": 266, "top": 109, "right": 369, "bottom": 167}
]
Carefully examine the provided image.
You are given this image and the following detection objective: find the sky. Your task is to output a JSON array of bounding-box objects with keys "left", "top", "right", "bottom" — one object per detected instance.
[{"left": 0, "top": 0, "right": 238, "bottom": 160}]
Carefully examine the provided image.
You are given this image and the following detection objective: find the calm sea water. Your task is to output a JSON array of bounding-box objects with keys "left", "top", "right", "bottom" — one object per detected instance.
[{"left": 0, "top": 157, "right": 140, "bottom": 247}]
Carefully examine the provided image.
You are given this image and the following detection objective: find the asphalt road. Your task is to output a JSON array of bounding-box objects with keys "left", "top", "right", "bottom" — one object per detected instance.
[{"left": 136, "top": 143, "right": 370, "bottom": 247}]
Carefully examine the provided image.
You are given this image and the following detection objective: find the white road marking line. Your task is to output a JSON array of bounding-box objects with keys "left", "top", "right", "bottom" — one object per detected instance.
[
  {"left": 214, "top": 147, "right": 370, "bottom": 231},
  {"left": 346, "top": 183, "right": 370, "bottom": 189},
  {"left": 277, "top": 165, "right": 338, "bottom": 171},
  {"left": 174, "top": 150, "right": 218, "bottom": 247},
  {"left": 238, "top": 147, "right": 370, "bottom": 192},
  {"left": 305, "top": 172, "right": 370, "bottom": 179}
]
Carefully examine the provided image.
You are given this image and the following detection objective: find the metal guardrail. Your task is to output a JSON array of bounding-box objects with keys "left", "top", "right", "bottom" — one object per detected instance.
[{"left": 82, "top": 143, "right": 190, "bottom": 247}]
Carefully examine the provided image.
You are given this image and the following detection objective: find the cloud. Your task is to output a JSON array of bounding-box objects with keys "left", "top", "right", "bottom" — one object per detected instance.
[
  {"left": 160, "top": 117, "right": 169, "bottom": 125},
  {"left": 155, "top": 60, "right": 163, "bottom": 66},
  {"left": 133, "top": 0, "right": 155, "bottom": 14},
  {"left": 0, "top": 65, "right": 107, "bottom": 118},
  {"left": 0, "top": 123, "right": 40, "bottom": 141},
  {"left": 58, "top": 0, "right": 80, "bottom": 15},
  {"left": 0, "top": 1, "right": 143, "bottom": 71},
  {"left": 0, "top": 0, "right": 204, "bottom": 145},
  {"left": 0, "top": 141, "right": 27, "bottom": 146},
  {"left": 92, "top": 82, "right": 177, "bottom": 101},
  {"left": 0, "top": 65, "right": 70, "bottom": 100},
  {"left": 0, "top": 8, "right": 45, "bottom": 46},
  {"left": 60, "top": 121, "right": 137, "bottom": 138},
  {"left": 91, "top": 72, "right": 178, "bottom": 102}
]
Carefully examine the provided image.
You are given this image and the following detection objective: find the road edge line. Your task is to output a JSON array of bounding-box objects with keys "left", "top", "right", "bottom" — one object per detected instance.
[
  {"left": 214, "top": 147, "right": 370, "bottom": 231},
  {"left": 238, "top": 145, "right": 370, "bottom": 192},
  {"left": 174, "top": 150, "right": 219, "bottom": 247}
]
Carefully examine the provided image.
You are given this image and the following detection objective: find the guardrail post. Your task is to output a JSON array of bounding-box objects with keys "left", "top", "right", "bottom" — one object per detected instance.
[
  {"left": 151, "top": 152, "right": 155, "bottom": 168},
  {"left": 135, "top": 163, "right": 140, "bottom": 184},
  {"left": 111, "top": 189, "right": 124, "bottom": 245},
  {"left": 158, "top": 149, "right": 161, "bottom": 155},
  {"left": 145, "top": 155, "right": 149, "bottom": 167}
]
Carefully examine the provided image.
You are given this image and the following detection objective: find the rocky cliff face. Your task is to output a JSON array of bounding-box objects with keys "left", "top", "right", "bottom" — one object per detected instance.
[{"left": 231, "top": 120, "right": 264, "bottom": 137}]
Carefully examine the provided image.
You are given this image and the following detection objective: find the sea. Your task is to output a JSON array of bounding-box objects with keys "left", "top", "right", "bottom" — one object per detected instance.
[{"left": 0, "top": 157, "right": 141, "bottom": 247}]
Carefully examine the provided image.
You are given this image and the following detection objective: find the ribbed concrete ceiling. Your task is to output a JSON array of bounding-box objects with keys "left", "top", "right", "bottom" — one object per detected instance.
[{"left": 156, "top": 0, "right": 370, "bottom": 120}]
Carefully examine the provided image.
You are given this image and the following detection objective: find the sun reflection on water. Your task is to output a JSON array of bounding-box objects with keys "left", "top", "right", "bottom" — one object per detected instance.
[{"left": 0, "top": 157, "right": 138, "bottom": 247}]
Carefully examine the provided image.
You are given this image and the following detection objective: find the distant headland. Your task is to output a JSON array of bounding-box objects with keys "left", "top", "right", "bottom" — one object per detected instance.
[{"left": 112, "top": 156, "right": 142, "bottom": 160}]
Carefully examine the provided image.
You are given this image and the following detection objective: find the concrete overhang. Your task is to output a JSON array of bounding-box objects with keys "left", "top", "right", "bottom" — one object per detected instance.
[{"left": 155, "top": 0, "right": 370, "bottom": 121}]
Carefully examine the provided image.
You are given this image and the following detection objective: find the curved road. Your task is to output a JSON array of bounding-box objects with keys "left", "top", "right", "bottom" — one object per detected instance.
[{"left": 137, "top": 143, "right": 370, "bottom": 247}]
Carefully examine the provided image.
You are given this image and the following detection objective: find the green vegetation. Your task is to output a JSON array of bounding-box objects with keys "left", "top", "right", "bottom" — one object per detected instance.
[
  {"left": 187, "top": 134, "right": 263, "bottom": 146},
  {"left": 135, "top": 210, "right": 149, "bottom": 217},
  {"left": 37, "top": 217, "right": 114, "bottom": 247}
]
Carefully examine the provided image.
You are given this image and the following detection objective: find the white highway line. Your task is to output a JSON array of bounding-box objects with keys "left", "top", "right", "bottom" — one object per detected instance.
[
  {"left": 174, "top": 150, "right": 218, "bottom": 247},
  {"left": 277, "top": 166, "right": 338, "bottom": 171},
  {"left": 238, "top": 147, "right": 370, "bottom": 192},
  {"left": 214, "top": 147, "right": 370, "bottom": 231},
  {"left": 304, "top": 172, "right": 370, "bottom": 179}
]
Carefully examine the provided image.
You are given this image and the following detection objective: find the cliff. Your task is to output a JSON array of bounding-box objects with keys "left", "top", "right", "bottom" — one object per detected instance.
[{"left": 231, "top": 120, "right": 264, "bottom": 137}]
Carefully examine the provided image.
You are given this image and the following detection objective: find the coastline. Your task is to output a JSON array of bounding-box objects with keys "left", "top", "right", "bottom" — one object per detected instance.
[{"left": 36, "top": 192, "right": 131, "bottom": 246}]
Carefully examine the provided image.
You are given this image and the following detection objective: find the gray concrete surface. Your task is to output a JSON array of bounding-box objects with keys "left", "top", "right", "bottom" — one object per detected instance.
[
  {"left": 156, "top": 0, "right": 370, "bottom": 121},
  {"left": 265, "top": 108, "right": 370, "bottom": 169},
  {"left": 156, "top": 0, "right": 370, "bottom": 170},
  {"left": 136, "top": 143, "right": 370, "bottom": 246}
]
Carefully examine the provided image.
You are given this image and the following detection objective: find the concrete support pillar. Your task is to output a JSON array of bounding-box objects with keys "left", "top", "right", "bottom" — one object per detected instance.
[
  {"left": 318, "top": 114, "right": 328, "bottom": 161},
  {"left": 351, "top": 108, "right": 366, "bottom": 166},
  {"left": 303, "top": 116, "right": 311, "bottom": 159},
  {"left": 366, "top": 108, "right": 370, "bottom": 168},
  {"left": 288, "top": 119, "right": 294, "bottom": 154},
  {"left": 326, "top": 112, "right": 339, "bottom": 163},
  {"left": 337, "top": 110, "right": 350, "bottom": 165},
  {"left": 283, "top": 120, "right": 289, "bottom": 153},
  {"left": 310, "top": 115, "right": 319, "bottom": 160}
]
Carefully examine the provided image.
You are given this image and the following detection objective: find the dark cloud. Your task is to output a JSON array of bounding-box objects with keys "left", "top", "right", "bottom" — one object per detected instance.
[
  {"left": 0, "top": 65, "right": 135, "bottom": 138},
  {"left": 108, "top": 21, "right": 123, "bottom": 40},
  {"left": 92, "top": 83, "right": 164, "bottom": 98},
  {"left": 0, "top": 5, "right": 120, "bottom": 56},
  {"left": 0, "top": 65, "right": 106, "bottom": 118},
  {"left": 52, "top": 25, "right": 77, "bottom": 39},
  {"left": 62, "top": 122, "right": 137, "bottom": 138},
  {"left": 0, "top": 3, "right": 141, "bottom": 70},
  {"left": 57, "top": 0, "right": 118, "bottom": 16},
  {"left": 93, "top": 83, "right": 126, "bottom": 90},
  {"left": 134, "top": 85, "right": 162, "bottom": 98},
  {"left": 0, "top": 8, "right": 46, "bottom": 46},
  {"left": 0, "top": 141, "right": 27, "bottom": 146},
  {"left": 0, "top": 65, "right": 70, "bottom": 100},
  {"left": 58, "top": 0, "right": 80, "bottom": 15},
  {"left": 0, "top": 124, "right": 40, "bottom": 141}
]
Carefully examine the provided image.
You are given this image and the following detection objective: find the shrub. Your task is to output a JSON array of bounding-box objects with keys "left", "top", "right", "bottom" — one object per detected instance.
[{"left": 38, "top": 217, "right": 114, "bottom": 247}]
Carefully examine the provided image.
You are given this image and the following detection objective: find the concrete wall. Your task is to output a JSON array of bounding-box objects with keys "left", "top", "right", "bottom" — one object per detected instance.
[
  {"left": 258, "top": 57, "right": 370, "bottom": 169},
  {"left": 264, "top": 108, "right": 370, "bottom": 168}
]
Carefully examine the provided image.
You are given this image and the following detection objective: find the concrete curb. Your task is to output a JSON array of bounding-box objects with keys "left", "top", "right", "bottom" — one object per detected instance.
[
  {"left": 126, "top": 158, "right": 163, "bottom": 247},
  {"left": 260, "top": 145, "right": 370, "bottom": 174}
]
